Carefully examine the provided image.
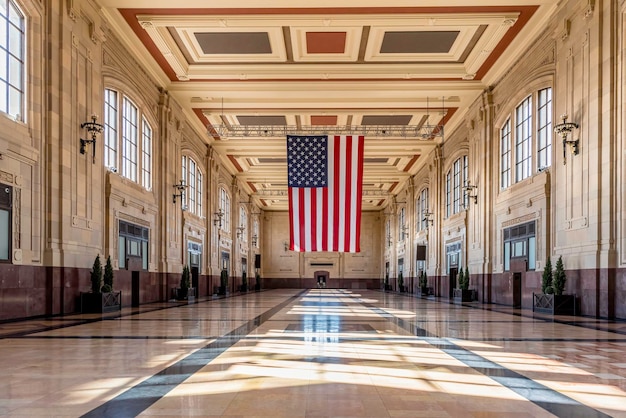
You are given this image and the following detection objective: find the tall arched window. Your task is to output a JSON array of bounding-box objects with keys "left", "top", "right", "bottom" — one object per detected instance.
[
  {"left": 416, "top": 188, "right": 429, "bottom": 231},
  {"left": 0, "top": 1, "right": 24, "bottom": 121},
  {"left": 398, "top": 207, "right": 406, "bottom": 241},
  {"left": 500, "top": 87, "right": 552, "bottom": 189},
  {"left": 219, "top": 187, "right": 230, "bottom": 232},
  {"left": 103, "top": 88, "right": 153, "bottom": 190},
  {"left": 445, "top": 156, "right": 469, "bottom": 217},
  {"left": 181, "top": 155, "right": 203, "bottom": 216}
]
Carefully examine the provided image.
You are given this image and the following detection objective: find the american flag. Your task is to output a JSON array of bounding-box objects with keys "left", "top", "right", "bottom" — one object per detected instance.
[{"left": 287, "top": 135, "right": 364, "bottom": 252}]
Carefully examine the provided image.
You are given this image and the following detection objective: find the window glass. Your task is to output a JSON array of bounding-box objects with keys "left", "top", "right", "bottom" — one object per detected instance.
[
  {"left": 0, "top": 209, "right": 8, "bottom": 260},
  {"left": 118, "top": 236, "right": 125, "bottom": 269},
  {"left": 501, "top": 119, "right": 511, "bottom": 189},
  {"left": 0, "top": 1, "right": 24, "bottom": 120},
  {"left": 537, "top": 88, "right": 552, "bottom": 169},
  {"left": 515, "top": 96, "right": 532, "bottom": 181},
  {"left": 142, "top": 241, "right": 148, "bottom": 270},
  {"left": 528, "top": 236, "right": 536, "bottom": 270},
  {"left": 104, "top": 89, "right": 152, "bottom": 189}
]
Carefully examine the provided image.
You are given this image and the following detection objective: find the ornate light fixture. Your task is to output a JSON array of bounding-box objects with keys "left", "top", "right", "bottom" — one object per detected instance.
[
  {"left": 236, "top": 226, "right": 245, "bottom": 239},
  {"left": 172, "top": 180, "right": 187, "bottom": 209},
  {"left": 80, "top": 114, "right": 104, "bottom": 164},
  {"left": 251, "top": 234, "right": 258, "bottom": 246},
  {"left": 387, "top": 234, "right": 393, "bottom": 247},
  {"left": 400, "top": 223, "right": 409, "bottom": 240},
  {"left": 213, "top": 209, "right": 224, "bottom": 227},
  {"left": 422, "top": 210, "right": 434, "bottom": 226},
  {"left": 554, "top": 114, "right": 579, "bottom": 164},
  {"left": 464, "top": 181, "right": 478, "bottom": 205}
]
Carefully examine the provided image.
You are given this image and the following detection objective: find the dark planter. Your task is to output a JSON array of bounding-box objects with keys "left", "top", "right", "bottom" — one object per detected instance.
[
  {"left": 80, "top": 291, "right": 122, "bottom": 313},
  {"left": 533, "top": 293, "right": 576, "bottom": 315},
  {"left": 418, "top": 287, "right": 431, "bottom": 297},
  {"left": 453, "top": 289, "right": 474, "bottom": 303},
  {"left": 218, "top": 286, "right": 227, "bottom": 296},
  {"left": 176, "top": 287, "right": 195, "bottom": 301},
  {"left": 255, "top": 282, "right": 261, "bottom": 291},
  {"left": 240, "top": 284, "right": 248, "bottom": 292}
]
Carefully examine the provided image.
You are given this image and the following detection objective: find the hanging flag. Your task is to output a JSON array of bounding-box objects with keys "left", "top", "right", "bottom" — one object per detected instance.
[{"left": 287, "top": 135, "right": 364, "bottom": 252}]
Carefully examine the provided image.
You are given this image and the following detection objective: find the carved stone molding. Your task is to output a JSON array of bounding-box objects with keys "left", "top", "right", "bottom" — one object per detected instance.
[
  {"left": 67, "top": 0, "right": 78, "bottom": 22},
  {"left": 557, "top": 19, "right": 571, "bottom": 41},
  {"left": 583, "top": 0, "right": 595, "bottom": 19}
]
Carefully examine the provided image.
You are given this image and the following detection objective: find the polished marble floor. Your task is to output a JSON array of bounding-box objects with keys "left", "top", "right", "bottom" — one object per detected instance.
[{"left": 0, "top": 289, "right": 625, "bottom": 417}]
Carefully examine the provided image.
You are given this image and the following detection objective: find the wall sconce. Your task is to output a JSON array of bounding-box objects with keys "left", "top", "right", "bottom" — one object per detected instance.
[
  {"left": 400, "top": 224, "right": 408, "bottom": 240},
  {"left": 387, "top": 234, "right": 393, "bottom": 247},
  {"left": 464, "top": 181, "right": 478, "bottom": 205},
  {"left": 236, "top": 226, "right": 245, "bottom": 239},
  {"left": 213, "top": 209, "right": 224, "bottom": 227},
  {"left": 80, "top": 114, "right": 104, "bottom": 164},
  {"left": 172, "top": 180, "right": 187, "bottom": 208},
  {"left": 251, "top": 234, "right": 258, "bottom": 246},
  {"left": 422, "top": 210, "right": 434, "bottom": 226},
  {"left": 283, "top": 241, "right": 289, "bottom": 252},
  {"left": 554, "top": 114, "right": 579, "bottom": 164}
]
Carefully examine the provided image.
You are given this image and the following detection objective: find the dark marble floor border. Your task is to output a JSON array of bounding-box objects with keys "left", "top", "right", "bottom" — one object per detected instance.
[
  {"left": 355, "top": 290, "right": 611, "bottom": 418},
  {"left": 81, "top": 290, "right": 306, "bottom": 418}
]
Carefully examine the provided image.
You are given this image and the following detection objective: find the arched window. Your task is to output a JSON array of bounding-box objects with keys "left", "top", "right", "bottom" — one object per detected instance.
[
  {"left": 416, "top": 188, "right": 429, "bottom": 231},
  {"left": 500, "top": 87, "right": 552, "bottom": 189},
  {"left": 181, "top": 155, "right": 203, "bottom": 216},
  {"left": 103, "top": 88, "right": 153, "bottom": 190},
  {"left": 219, "top": 187, "right": 230, "bottom": 232},
  {"left": 445, "top": 156, "right": 468, "bottom": 217},
  {"left": 398, "top": 207, "right": 406, "bottom": 241},
  {"left": 0, "top": 1, "right": 24, "bottom": 121}
]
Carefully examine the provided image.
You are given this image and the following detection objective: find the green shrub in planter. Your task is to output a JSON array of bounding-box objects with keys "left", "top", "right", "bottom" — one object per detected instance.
[
  {"left": 102, "top": 255, "right": 114, "bottom": 293},
  {"left": 542, "top": 257, "right": 553, "bottom": 294},
  {"left": 552, "top": 256, "right": 566, "bottom": 296},
  {"left": 91, "top": 255, "right": 103, "bottom": 293}
]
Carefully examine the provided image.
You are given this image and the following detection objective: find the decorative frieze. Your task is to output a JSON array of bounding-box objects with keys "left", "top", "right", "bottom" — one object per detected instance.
[{"left": 502, "top": 213, "right": 536, "bottom": 228}]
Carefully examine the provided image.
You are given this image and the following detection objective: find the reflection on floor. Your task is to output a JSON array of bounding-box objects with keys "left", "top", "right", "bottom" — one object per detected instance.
[{"left": 0, "top": 289, "right": 625, "bottom": 417}]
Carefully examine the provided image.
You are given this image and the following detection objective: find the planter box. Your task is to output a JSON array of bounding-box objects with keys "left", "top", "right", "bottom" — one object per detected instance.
[
  {"left": 177, "top": 287, "right": 196, "bottom": 301},
  {"left": 80, "top": 291, "right": 122, "bottom": 313},
  {"left": 418, "top": 287, "right": 432, "bottom": 297},
  {"left": 453, "top": 289, "right": 474, "bottom": 303},
  {"left": 533, "top": 293, "right": 576, "bottom": 315}
]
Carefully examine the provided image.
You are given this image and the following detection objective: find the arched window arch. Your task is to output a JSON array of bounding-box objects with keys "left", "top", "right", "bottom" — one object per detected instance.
[
  {"left": 500, "top": 87, "right": 552, "bottom": 189},
  {"left": 0, "top": 1, "right": 24, "bottom": 121},
  {"left": 181, "top": 155, "right": 203, "bottom": 216},
  {"left": 219, "top": 186, "right": 230, "bottom": 232},
  {"left": 103, "top": 88, "right": 153, "bottom": 190},
  {"left": 445, "top": 155, "right": 468, "bottom": 217}
]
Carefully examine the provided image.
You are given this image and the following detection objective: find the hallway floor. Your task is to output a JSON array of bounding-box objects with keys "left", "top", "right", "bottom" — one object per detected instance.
[{"left": 0, "top": 289, "right": 625, "bottom": 417}]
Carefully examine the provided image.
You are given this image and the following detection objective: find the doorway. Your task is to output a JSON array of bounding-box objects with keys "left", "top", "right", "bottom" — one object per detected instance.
[
  {"left": 131, "top": 271, "right": 140, "bottom": 307},
  {"left": 449, "top": 267, "right": 458, "bottom": 298},
  {"left": 513, "top": 272, "right": 522, "bottom": 308},
  {"left": 314, "top": 271, "right": 329, "bottom": 288}
]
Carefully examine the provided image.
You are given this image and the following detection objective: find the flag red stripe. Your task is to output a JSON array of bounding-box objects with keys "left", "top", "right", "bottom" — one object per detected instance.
[
  {"left": 332, "top": 137, "right": 340, "bottom": 251},
  {"left": 344, "top": 135, "right": 353, "bottom": 251},
  {"left": 355, "top": 137, "right": 364, "bottom": 252}
]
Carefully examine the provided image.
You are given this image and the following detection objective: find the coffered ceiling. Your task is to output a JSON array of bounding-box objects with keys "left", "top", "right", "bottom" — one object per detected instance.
[{"left": 100, "top": 0, "right": 558, "bottom": 211}]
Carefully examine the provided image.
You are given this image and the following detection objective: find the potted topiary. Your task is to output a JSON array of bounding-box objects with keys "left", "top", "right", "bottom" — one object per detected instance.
[
  {"left": 241, "top": 271, "right": 248, "bottom": 292},
  {"left": 81, "top": 254, "right": 122, "bottom": 313},
  {"left": 219, "top": 268, "right": 228, "bottom": 295},
  {"left": 418, "top": 271, "right": 429, "bottom": 297},
  {"left": 255, "top": 271, "right": 261, "bottom": 291},
  {"left": 453, "top": 267, "right": 473, "bottom": 302},
  {"left": 177, "top": 264, "right": 192, "bottom": 300},
  {"left": 534, "top": 256, "right": 576, "bottom": 315},
  {"left": 397, "top": 271, "right": 404, "bottom": 292}
]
